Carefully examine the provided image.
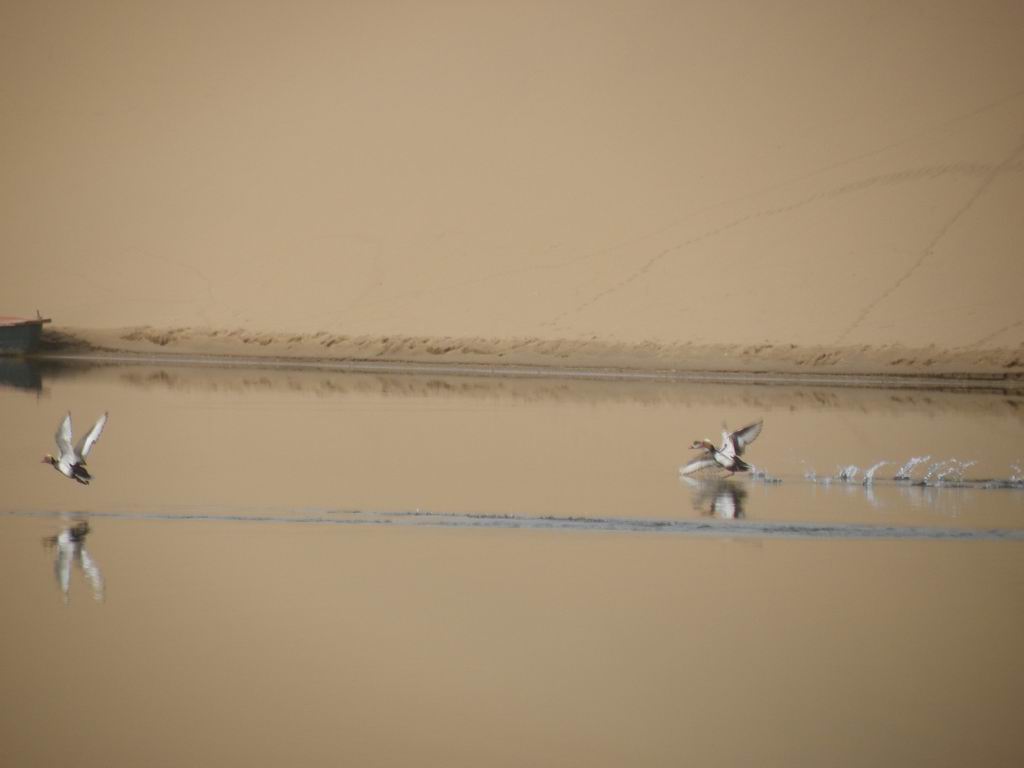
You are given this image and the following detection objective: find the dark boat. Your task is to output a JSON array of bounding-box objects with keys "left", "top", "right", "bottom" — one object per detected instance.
[{"left": 0, "top": 314, "right": 51, "bottom": 355}]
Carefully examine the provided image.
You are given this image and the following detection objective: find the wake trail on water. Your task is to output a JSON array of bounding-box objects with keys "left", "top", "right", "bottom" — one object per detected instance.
[{"left": 6, "top": 508, "right": 1023, "bottom": 541}]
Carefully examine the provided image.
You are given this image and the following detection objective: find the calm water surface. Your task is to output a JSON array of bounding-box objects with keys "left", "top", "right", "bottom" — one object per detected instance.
[{"left": 1, "top": 359, "right": 1022, "bottom": 767}]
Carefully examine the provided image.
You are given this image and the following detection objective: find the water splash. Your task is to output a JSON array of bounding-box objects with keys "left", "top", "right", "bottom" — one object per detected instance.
[
  {"left": 921, "top": 460, "right": 952, "bottom": 485},
  {"left": 802, "top": 462, "right": 832, "bottom": 485},
  {"left": 862, "top": 461, "right": 888, "bottom": 486},
  {"left": 749, "top": 466, "right": 782, "bottom": 484},
  {"left": 799, "top": 456, "right": 1023, "bottom": 492},
  {"left": 908, "top": 458, "right": 979, "bottom": 487},
  {"left": 836, "top": 465, "right": 859, "bottom": 482},
  {"left": 894, "top": 456, "right": 930, "bottom": 482},
  {"left": 983, "top": 465, "right": 1024, "bottom": 489},
  {"left": 935, "top": 460, "right": 976, "bottom": 486}
]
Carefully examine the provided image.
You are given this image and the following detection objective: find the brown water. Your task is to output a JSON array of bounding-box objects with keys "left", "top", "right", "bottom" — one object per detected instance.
[{"left": 2, "top": 359, "right": 1023, "bottom": 767}]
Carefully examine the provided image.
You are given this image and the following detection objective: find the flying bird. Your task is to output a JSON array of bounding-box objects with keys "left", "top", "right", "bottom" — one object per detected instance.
[
  {"left": 680, "top": 420, "right": 763, "bottom": 476},
  {"left": 42, "top": 412, "right": 108, "bottom": 485}
]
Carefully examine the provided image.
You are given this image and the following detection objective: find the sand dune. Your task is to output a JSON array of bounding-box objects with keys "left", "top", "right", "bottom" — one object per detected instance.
[{"left": 3, "top": 2, "right": 1023, "bottom": 375}]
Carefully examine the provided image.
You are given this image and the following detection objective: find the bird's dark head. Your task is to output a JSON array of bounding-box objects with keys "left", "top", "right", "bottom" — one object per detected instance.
[{"left": 41, "top": 454, "right": 56, "bottom": 466}]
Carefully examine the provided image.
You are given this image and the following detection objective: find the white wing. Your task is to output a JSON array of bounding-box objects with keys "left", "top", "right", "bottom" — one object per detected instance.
[
  {"left": 720, "top": 428, "right": 737, "bottom": 459},
  {"left": 729, "top": 420, "right": 763, "bottom": 456},
  {"left": 76, "top": 412, "right": 108, "bottom": 459},
  {"left": 679, "top": 457, "right": 719, "bottom": 476},
  {"left": 55, "top": 413, "right": 74, "bottom": 460}
]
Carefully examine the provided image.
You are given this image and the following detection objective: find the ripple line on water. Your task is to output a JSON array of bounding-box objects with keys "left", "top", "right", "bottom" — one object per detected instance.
[{"left": 5, "top": 508, "right": 1023, "bottom": 541}]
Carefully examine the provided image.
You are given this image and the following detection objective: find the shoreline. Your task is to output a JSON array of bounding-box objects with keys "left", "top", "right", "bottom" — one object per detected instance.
[{"left": 29, "top": 326, "right": 1024, "bottom": 392}]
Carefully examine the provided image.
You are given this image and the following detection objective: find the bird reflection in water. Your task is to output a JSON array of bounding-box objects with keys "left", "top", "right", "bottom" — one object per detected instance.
[
  {"left": 43, "top": 520, "right": 104, "bottom": 605},
  {"left": 681, "top": 476, "right": 748, "bottom": 519}
]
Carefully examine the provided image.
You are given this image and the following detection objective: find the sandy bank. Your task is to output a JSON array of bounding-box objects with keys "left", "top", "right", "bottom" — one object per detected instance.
[
  {"left": 38, "top": 326, "right": 1024, "bottom": 386},
  {"left": 4, "top": 3, "right": 1023, "bottom": 371}
]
